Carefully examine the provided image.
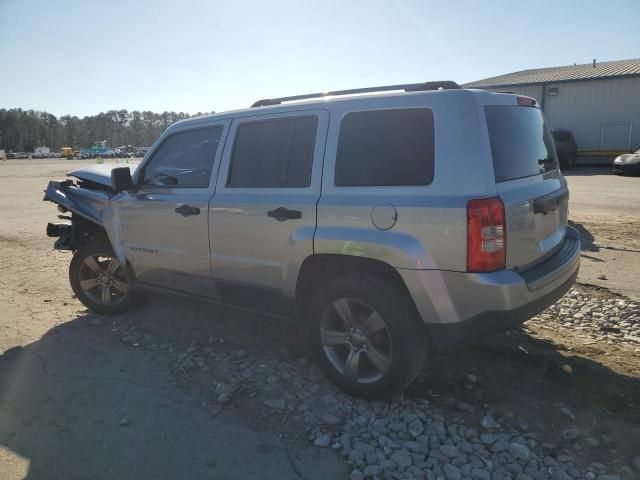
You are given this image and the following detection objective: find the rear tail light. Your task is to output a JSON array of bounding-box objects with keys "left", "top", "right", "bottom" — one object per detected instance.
[{"left": 467, "top": 197, "right": 506, "bottom": 272}]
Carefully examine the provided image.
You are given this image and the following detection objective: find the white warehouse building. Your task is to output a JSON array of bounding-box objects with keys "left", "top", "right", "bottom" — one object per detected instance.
[{"left": 465, "top": 58, "right": 640, "bottom": 161}]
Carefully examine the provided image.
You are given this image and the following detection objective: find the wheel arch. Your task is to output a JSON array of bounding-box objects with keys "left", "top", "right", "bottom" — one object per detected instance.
[
  {"left": 295, "top": 253, "right": 419, "bottom": 321},
  {"left": 70, "top": 216, "right": 136, "bottom": 282},
  {"left": 72, "top": 214, "right": 109, "bottom": 246}
]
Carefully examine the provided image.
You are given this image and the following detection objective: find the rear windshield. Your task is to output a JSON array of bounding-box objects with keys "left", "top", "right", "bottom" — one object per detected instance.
[{"left": 485, "top": 105, "right": 558, "bottom": 182}]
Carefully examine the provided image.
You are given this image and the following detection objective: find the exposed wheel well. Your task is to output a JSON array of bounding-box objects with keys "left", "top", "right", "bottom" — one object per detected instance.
[
  {"left": 295, "top": 254, "right": 417, "bottom": 320},
  {"left": 71, "top": 214, "right": 109, "bottom": 251}
]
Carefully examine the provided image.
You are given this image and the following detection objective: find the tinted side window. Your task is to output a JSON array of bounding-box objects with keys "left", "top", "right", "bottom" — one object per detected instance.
[
  {"left": 335, "top": 108, "right": 435, "bottom": 186},
  {"left": 227, "top": 116, "right": 318, "bottom": 188},
  {"left": 143, "top": 127, "right": 223, "bottom": 188},
  {"left": 485, "top": 106, "right": 558, "bottom": 182}
]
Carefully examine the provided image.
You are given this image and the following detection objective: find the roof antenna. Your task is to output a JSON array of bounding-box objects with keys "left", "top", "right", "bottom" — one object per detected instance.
[{"left": 593, "top": 58, "right": 596, "bottom": 68}]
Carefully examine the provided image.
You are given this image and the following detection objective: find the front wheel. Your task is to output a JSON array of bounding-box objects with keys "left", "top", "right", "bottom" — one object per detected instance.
[
  {"left": 309, "top": 273, "right": 428, "bottom": 399},
  {"left": 69, "top": 239, "right": 137, "bottom": 314}
]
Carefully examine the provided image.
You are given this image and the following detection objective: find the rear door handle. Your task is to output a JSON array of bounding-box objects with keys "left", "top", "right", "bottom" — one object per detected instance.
[
  {"left": 174, "top": 204, "right": 201, "bottom": 217},
  {"left": 267, "top": 207, "right": 302, "bottom": 221}
]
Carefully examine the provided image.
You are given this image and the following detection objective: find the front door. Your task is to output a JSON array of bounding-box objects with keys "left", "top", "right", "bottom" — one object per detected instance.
[
  {"left": 209, "top": 110, "right": 328, "bottom": 315},
  {"left": 117, "top": 122, "right": 229, "bottom": 297}
]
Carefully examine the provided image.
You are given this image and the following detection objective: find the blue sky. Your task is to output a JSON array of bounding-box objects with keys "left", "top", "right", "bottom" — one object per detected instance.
[{"left": 1, "top": 0, "right": 638, "bottom": 117}]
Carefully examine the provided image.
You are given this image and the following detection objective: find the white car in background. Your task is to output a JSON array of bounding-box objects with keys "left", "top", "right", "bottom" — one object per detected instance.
[{"left": 613, "top": 148, "right": 640, "bottom": 175}]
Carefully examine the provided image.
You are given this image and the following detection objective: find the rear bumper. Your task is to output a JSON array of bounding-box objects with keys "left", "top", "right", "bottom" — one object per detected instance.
[{"left": 398, "top": 226, "right": 580, "bottom": 349}]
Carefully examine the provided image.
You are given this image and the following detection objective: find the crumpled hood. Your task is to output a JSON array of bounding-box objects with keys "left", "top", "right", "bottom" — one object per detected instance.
[{"left": 68, "top": 163, "right": 137, "bottom": 187}]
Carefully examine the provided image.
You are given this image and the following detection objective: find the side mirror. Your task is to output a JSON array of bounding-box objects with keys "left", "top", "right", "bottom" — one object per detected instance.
[{"left": 111, "top": 167, "right": 134, "bottom": 192}]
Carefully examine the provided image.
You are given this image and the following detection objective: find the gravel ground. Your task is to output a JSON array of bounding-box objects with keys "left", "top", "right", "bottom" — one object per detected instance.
[
  {"left": 97, "top": 286, "right": 640, "bottom": 480},
  {"left": 564, "top": 167, "right": 640, "bottom": 300},
  {"left": 532, "top": 289, "right": 640, "bottom": 349}
]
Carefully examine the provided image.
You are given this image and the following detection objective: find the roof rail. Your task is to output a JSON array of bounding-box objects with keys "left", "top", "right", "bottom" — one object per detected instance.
[{"left": 251, "top": 81, "right": 461, "bottom": 108}]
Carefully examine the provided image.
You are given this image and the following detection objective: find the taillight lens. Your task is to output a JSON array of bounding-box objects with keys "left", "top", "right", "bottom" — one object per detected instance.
[{"left": 467, "top": 197, "right": 506, "bottom": 272}]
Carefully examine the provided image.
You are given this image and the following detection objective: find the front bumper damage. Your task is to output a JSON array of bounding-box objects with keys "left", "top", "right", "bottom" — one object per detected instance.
[{"left": 43, "top": 180, "right": 126, "bottom": 264}]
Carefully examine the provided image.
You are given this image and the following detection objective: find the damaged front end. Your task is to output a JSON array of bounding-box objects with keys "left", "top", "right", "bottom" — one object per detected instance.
[
  {"left": 46, "top": 218, "right": 74, "bottom": 250},
  {"left": 43, "top": 165, "right": 133, "bottom": 265}
]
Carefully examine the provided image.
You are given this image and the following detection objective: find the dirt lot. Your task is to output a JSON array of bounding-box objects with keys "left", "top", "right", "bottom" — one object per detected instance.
[
  {"left": 0, "top": 159, "right": 639, "bottom": 480},
  {"left": 564, "top": 167, "right": 640, "bottom": 300}
]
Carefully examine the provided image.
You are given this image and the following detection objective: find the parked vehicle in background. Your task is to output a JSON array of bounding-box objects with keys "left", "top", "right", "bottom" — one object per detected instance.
[
  {"left": 61, "top": 147, "right": 74, "bottom": 159},
  {"left": 552, "top": 129, "right": 578, "bottom": 170},
  {"left": 134, "top": 147, "right": 150, "bottom": 158},
  {"left": 613, "top": 148, "right": 640, "bottom": 175},
  {"left": 43, "top": 82, "right": 580, "bottom": 398}
]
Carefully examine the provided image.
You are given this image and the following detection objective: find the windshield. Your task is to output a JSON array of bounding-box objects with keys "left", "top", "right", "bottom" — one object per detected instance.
[{"left": 485, "top": 105, "right": 558, "bottom": 182}]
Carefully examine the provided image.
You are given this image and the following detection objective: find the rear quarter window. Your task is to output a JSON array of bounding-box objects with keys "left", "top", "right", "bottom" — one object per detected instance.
[
  {"left": 485, "top": 105, "right": 558, "bottom": 182},
  {"left": 335, "top": 108, "right": 435, "bottom": 186}
]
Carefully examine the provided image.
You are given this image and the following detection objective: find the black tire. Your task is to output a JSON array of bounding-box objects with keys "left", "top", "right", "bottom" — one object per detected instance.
[
  {"left": 69, "top": 238, "right": 138, "bottom": 314},
  {"left": 308, "top": 273, "right": 428, "bottom": 399},
  {"left": 560, "top": 153, "right": 576, "bottom": 170}
]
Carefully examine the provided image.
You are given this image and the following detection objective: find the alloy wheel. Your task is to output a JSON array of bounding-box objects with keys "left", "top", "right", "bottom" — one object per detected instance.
[
  {"left": 78, "top": 254, "right": 130, "bottom": 306},
  {"left": 320, "top": 298, "right": 393, "bottom": 384}
]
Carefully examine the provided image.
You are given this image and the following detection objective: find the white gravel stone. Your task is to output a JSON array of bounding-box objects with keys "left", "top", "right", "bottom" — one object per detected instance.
[
  {"left": 408, "top": 418, "right": 425, "bottom": 437},
  {"left": 390, "top": 449, "right": 412, "bottom": 469},
  {"left": 480, "top": 415, "right": 499, "bottom": 429},
  {"left": 508, "top": 442, "right": 530, "bottom": 461},
  {"left": 440, "top": 444, "right": 460, "bottom": 458},
  {"left": 349, "top": 468, "right": 364, "bottom": 480},
  {"left": 314, "top": 433, "right": 331, "bottom": 448},
  {"left": 472, "top": 468, "right": 491, "bottom": 480}
]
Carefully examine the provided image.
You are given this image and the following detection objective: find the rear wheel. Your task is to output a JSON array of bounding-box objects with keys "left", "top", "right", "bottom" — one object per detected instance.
[
  {"left": 309, "top": 273, "right": 428, "bottom": 399},
  {"left": 69, "top": 239, "right": 137, "bottom": 314}
]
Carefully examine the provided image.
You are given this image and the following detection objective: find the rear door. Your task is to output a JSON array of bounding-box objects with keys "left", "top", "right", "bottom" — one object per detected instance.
[
  {"left": 485, "top": 102, "right": 568, "bottom": 270},
  {"left": 209, "top": 110, "right": 328, "bottom": 315}
]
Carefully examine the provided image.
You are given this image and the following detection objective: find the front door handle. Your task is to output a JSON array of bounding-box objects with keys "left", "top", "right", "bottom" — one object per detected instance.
[
  {"left": 174, "top": 204, "right": 201, "bottom": 217},
  {"left": 267, "top": 207, "right": 302, "bottom": 221}
]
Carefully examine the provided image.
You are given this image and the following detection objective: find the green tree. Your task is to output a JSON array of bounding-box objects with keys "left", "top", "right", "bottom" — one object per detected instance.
[{"left": 0, "top": 108, "right": 215, "bottom": 152}]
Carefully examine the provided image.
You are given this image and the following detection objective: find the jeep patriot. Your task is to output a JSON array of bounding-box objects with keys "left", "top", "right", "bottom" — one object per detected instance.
[{"left": 44, "top": 81, "right": 580, "bottom": 398}]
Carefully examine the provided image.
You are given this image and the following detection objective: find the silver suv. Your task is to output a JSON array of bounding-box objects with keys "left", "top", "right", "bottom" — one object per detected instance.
[{"left": 45, "top": 81, "right": 580, "bottom": 398}]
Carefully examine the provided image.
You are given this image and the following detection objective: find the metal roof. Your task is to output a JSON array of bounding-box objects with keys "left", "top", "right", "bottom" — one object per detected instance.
[{"left": 464, "top": 58, "right": 640, "bottom": 88}]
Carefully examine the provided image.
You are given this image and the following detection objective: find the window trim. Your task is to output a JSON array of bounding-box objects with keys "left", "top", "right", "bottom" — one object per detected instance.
[
  {"left": 138, "top": 125, "right": 226, "bottom": 189},
  {"left": 225, "top": 114, "right": 319, "bottom": 189},
  {"left": 333, "top": 107, "right": 436, "bottom": 188}
]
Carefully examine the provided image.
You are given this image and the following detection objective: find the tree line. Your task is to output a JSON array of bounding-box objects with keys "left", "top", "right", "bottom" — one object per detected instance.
[{"left": 0, "top": 108, "right": 214, "bottom": 152}]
